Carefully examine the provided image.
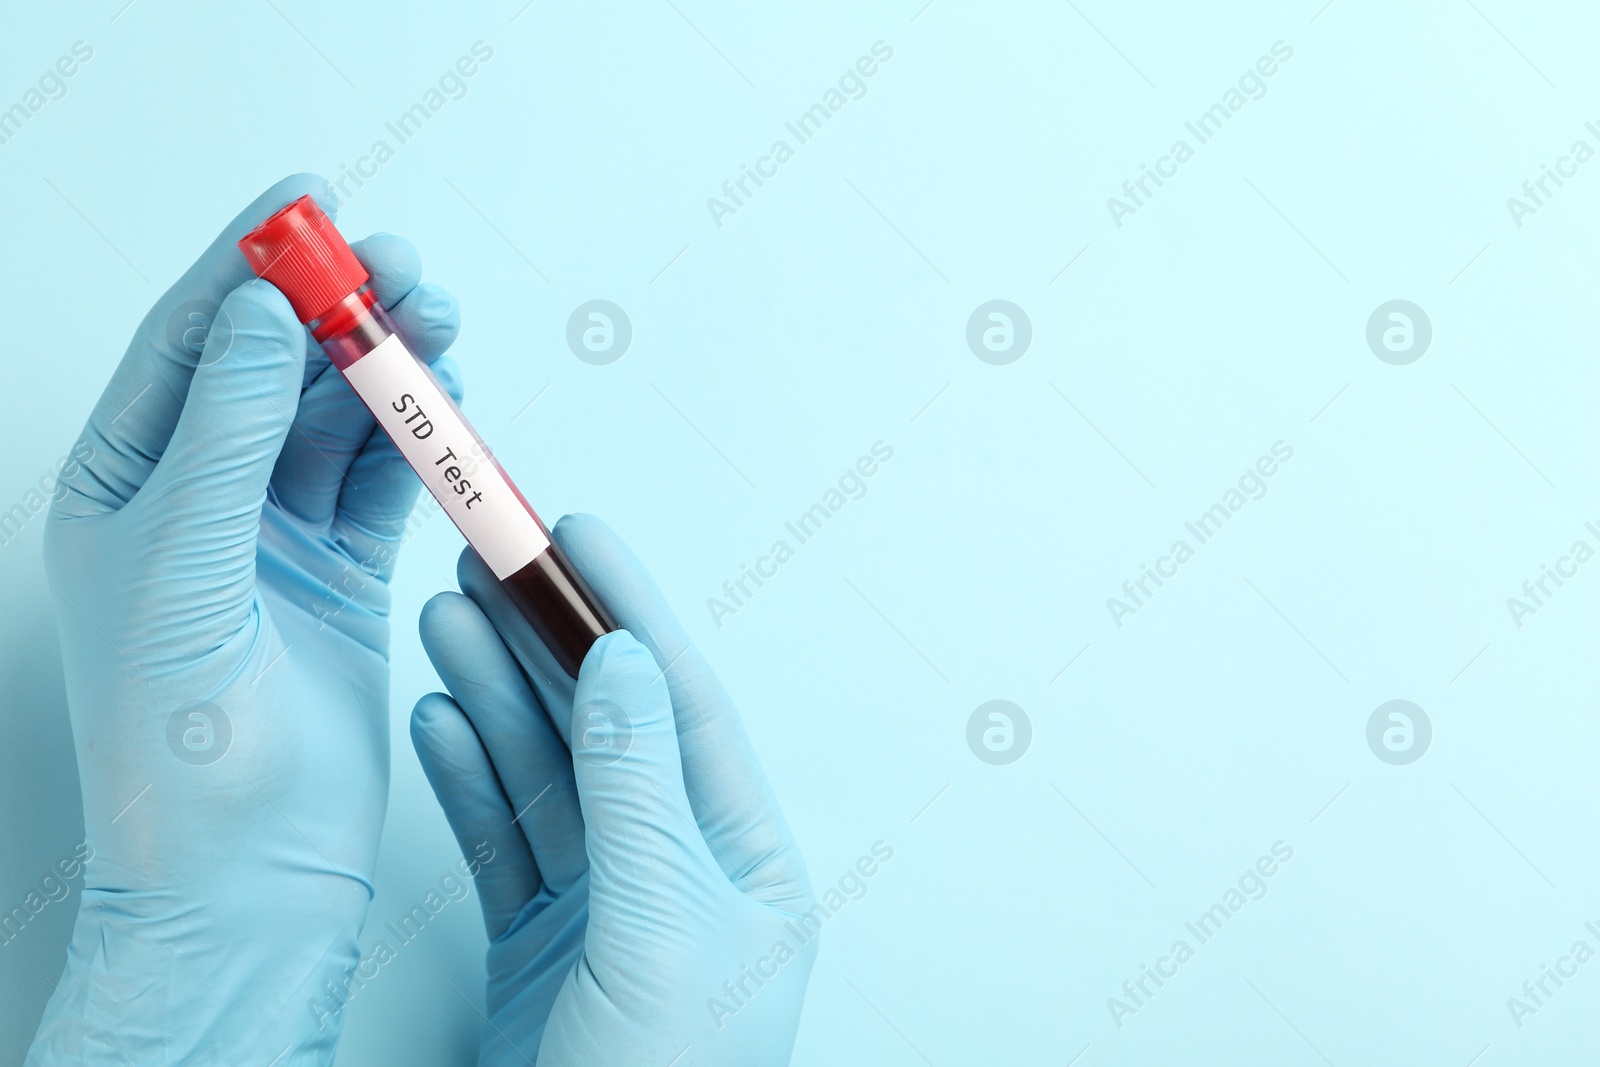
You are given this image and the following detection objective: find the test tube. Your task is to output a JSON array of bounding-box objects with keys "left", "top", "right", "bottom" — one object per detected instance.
[{"left": 238, "top": 195, "right": 615, "bottom": 677}]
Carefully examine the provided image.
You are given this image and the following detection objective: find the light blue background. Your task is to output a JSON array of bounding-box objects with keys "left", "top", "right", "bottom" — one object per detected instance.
[{"left": 2, "top": 1, "right": 1597, "bottom": 1064}]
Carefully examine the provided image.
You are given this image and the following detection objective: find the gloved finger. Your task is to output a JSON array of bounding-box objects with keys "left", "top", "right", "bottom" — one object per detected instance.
[
  {"left": 133, "top": 280, "right": 305, "bottom": 627},
  {"left": 570, "top": 630, "right": 722, "bottom": 901},
  {"left": 378, "top": 279, "right": 461, "bottom": 365},
  {"left": 329, "top": 348, "right": 462, "bottom": 567},
  {"left": 419, "top": 591, "right": 588, "bottom": 893},
  {"left": 61, "top": 173, "right": 335, "bottom": 518},
  {"left": 457, "top": 546, "right": 579, "bottom": 743},
  {"left": 557, "top": 514, "right": 811, "bottom": 910},
  {"left": 269, "top": 237, "right": 458, "bottom": 527},
  {"left": 411, "top": 691, "right": 543, "bottom": 942}
]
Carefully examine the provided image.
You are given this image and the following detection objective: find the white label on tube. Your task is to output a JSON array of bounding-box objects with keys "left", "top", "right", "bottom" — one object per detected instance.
[{"left": 343, "top": 333, "right": 549, "bottom": 579}]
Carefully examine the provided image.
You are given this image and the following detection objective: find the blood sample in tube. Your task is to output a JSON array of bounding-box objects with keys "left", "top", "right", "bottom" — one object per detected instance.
[{"left": 239, "top": 196, "right": 615, "bottom": 676}]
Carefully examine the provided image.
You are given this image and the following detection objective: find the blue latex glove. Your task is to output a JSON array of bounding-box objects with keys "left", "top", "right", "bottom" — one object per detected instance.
[
  {"left": 29, "top": 174, "right": 462, "bottom": 1065},
  {"left": 410, "top": 515, "right": 817, "bottom": 1065}
]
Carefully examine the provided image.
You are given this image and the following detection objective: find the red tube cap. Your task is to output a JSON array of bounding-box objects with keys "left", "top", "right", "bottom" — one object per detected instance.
[{"left": 238, "top": 195, "right": 368, "bottom": 325}]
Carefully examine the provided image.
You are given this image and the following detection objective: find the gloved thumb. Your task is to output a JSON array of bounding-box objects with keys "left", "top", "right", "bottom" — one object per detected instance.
[
  {"left": 570, "top": 630, "right": 719, "bottom": 899},
  {"left": 138, "top": 279, "right": 306, "bottom": 541}
]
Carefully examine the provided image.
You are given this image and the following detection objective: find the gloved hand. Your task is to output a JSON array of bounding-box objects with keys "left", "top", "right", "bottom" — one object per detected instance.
[
  {"left": 29, "top": 174, "right": 463, "bottom": 1065},
  {"left": 411, "top": 515, "right": 817, "bottom": 1065}
]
